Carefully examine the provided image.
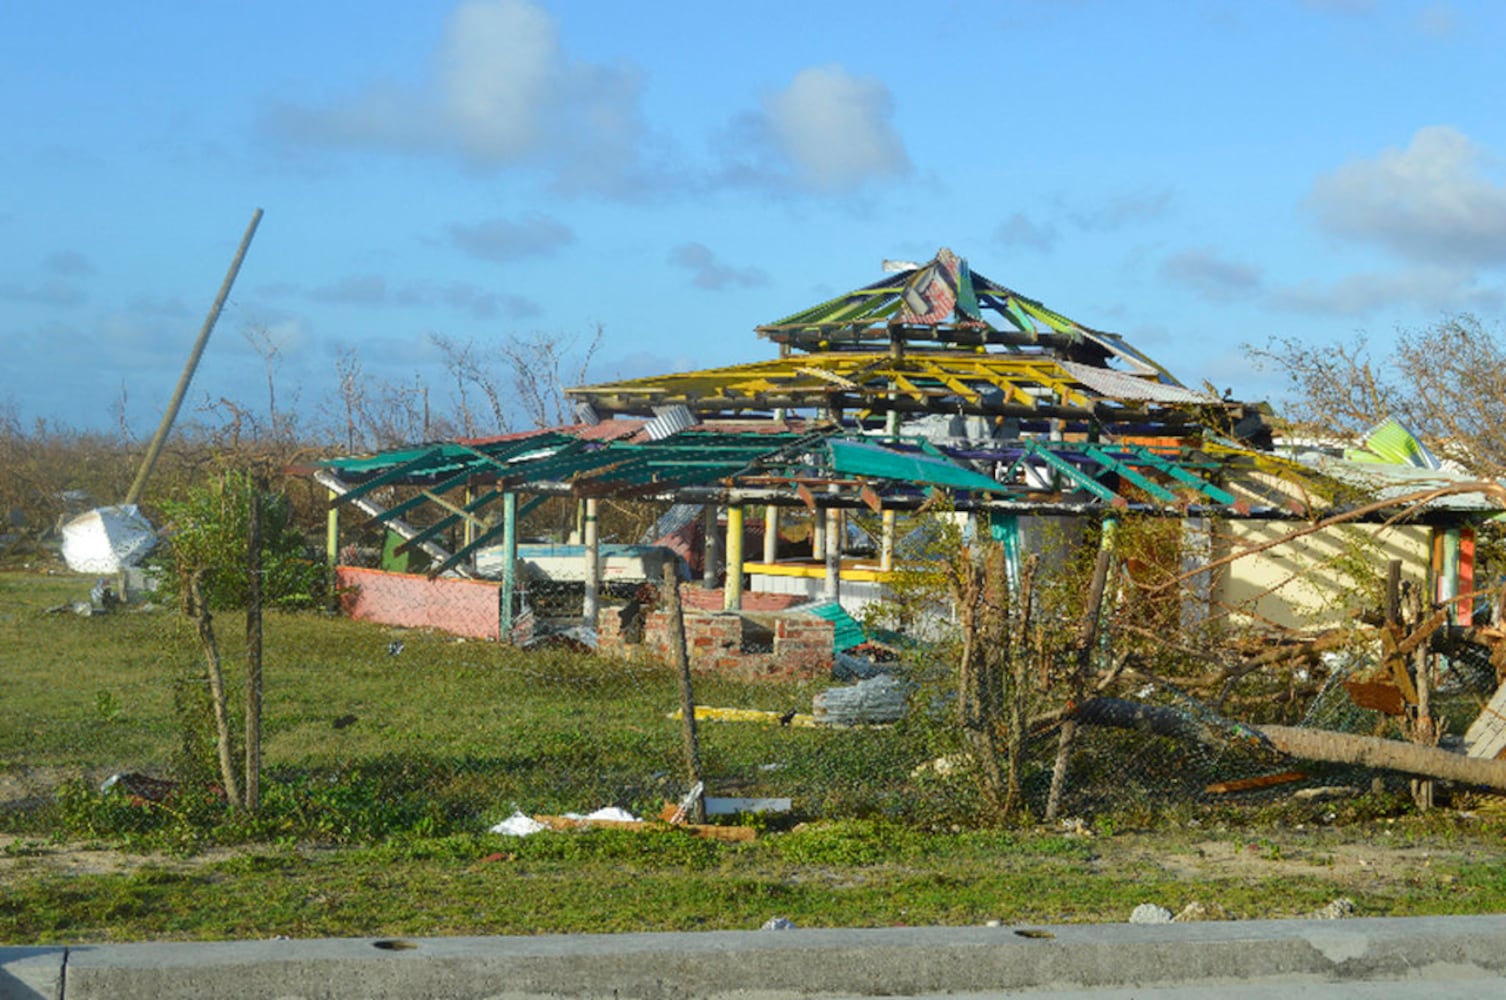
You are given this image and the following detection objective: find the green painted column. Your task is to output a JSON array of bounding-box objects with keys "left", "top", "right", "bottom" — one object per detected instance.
[{"left": 1440, "top": 525, "right": 1461, "bottom": 622}]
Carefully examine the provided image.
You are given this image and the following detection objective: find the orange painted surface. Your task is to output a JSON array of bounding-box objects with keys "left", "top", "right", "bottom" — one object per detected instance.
[
  {"left": 337, "top": 566, "right": 501, "bottom": 640},
  {"left": 1460, "top": 527, "right": 1476, "bottom": 626}
]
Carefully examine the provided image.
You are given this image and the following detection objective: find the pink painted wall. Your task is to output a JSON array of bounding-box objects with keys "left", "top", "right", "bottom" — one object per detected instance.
[{"left": 336, "top": 567, "right": 501, "bottom": 640}]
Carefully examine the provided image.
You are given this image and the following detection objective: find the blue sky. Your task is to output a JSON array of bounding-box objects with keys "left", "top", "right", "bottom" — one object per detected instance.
[{"left": 4, "top": 0, "right": 1504, "bottom": 436}]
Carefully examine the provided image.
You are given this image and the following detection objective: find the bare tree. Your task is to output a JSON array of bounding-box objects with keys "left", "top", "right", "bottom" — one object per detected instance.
[
  {"left": 426, "top": 324, "right": 605, "bottom": 434},
  {"left": 242, "top": 322, "right": 290, "bottom": 442},
  {"left": 501, "top": 324, "right": 604, "bottom": 429},
  {"left": 1250, "top": 315, "right": 1506, "bottom": 476},
  {"left": 428, "top": 331, "right": 508, "bottom": 436}
]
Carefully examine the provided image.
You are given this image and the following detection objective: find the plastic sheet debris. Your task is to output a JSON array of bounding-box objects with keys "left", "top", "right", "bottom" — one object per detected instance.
[
  {"left": 812, "top": 675, "right": 907, "bottom": 725},
  {"left": 491, "top": 806, "right": 640, "bottom": 837},
  {"left": 491, "top": 811, "right": 549, "bottom": 836},
  {"left": 61, "top": 505, "right": 157, "bottom": 574}
]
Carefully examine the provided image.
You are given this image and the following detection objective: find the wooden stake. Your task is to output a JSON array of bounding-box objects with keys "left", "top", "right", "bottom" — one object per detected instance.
[
  {"left": 244, "top": 476, "right": 263, "bottom": 813},
  {"left": 188, "top": 570, "right": 241, "bottom": 810},
  {"left": 663, "top": 561, "right": 705, "bottom": 823}
]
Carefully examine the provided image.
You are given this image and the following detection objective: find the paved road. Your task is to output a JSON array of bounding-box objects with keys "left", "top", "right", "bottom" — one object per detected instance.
[{"left": 5, "top": 915, "right": 1506, "bottom": 999}]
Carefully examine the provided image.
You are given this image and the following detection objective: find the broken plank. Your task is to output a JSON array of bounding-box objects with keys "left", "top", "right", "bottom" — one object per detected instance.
[{"left": 1204, "top": 771, "right": 1307, "bottom": 795}]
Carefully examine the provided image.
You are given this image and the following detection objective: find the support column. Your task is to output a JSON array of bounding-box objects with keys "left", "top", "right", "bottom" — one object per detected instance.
[
  {"left": 702, "top": 504, "right": 721, "bottom": 589},
  {"left": 763, "top": 504, "right": 779, "bottom": 564},
  {"left": 583, "top": 498, "right": 600, "bottom": 626},
  {"left": 823, "top": 488, "right": 841, "bottom": 604},
  {"left": 325, "top": 489, "right": 340, "bottom": 611},
  {"left": 1439, "top": 525, "right": 1461, "bottom": 623},
  {"left": 500, "top": 492, "right": 518, "bottom": 639},
  {"left": 325, "top": 490, "right": 340, "bottom": 568},
  {"left": 463, "top": 485, "right": 475, "bottom": 549},
  {"left": 724, "top": 502, "right": 744, "bottom": 611},
  {"left": 811, "top": 507, "right": 826, "bottom": 560},
  {"left": 880, "top": 509, "right": 896, "bottom": 572}
]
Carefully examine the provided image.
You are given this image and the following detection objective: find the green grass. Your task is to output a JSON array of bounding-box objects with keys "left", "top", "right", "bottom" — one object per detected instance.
[
  {"left": 7, "top": 569, "right": 1506, "bottom": 943},
  {"left": 6, "top": 821, "right": 1506, "bottom": 943}
]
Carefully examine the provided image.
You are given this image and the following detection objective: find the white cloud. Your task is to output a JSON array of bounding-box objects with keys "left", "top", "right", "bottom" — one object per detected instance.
[
  {"left": 668, "top": 243, "right": 770, "bottom": 291},
  {"left": 767, "top": 67, "right": 909, "bottom": 190},
  {"left": 1307, "top": 126, "right": 1506, "bottom": 266},
  {"left": 1269, "top": 266, "right": 1504, "bottom": 317},
  {"left": 438, "top": 0, "right": 556, "bottom": 162},
  {"left": 1160, "top": 249, "right": 1263, "bottom": 303},
  {"left": 261, "top": 0, "right": 654, "bottom": 197},
  {"left": 719, "top": 65, "right": 910, "bottom": 193}
]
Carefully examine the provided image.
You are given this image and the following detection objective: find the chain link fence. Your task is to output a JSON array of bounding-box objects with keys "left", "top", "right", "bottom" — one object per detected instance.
[{"left": 2, "top": 489, "right": 1488, "bottom": 850}]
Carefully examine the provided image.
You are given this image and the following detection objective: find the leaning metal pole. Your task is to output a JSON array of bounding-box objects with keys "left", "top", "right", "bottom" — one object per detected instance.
[{"left": 124, "top": 208, "right": 263, "bottom": 505}]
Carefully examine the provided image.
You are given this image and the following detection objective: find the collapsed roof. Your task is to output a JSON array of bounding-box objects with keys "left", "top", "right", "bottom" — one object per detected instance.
[{"left": 303, "top": 248, "right": 1499, "bottom": 577}]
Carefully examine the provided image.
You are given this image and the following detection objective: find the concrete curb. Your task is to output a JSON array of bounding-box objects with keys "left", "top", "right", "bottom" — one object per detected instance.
[{"left": 5, "top": 915, "right": 1506, "bottom": 999}]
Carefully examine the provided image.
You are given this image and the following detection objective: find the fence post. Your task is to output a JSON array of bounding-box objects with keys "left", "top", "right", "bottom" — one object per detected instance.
[
  {"left": 664, "top": 561, "right": 705, "bottom": 823},
  {"left": 583, "top": 498, "right": 600, "bottom": 626},
  {"left": 500, "top": 492, "right": 518, "bottom": 639},
  {"left": 245, "top": 474, "right": 264, "bottom": 813}
]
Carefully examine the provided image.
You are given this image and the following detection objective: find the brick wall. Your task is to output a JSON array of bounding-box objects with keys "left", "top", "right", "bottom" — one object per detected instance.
[
  {"left": 336, "top": 566, "right": 501, "bottom": 640},
  {"left": 598, "top": 596, "right": 833, "bottom": 680}
]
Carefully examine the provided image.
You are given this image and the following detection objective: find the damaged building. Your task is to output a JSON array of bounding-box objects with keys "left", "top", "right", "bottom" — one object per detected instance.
[{"left": 298, "top": 248, "right": 1495, "bottom": 676}]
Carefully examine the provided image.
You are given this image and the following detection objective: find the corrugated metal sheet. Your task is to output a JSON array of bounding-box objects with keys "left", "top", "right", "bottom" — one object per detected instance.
[
  {"left": 803, "top": 601, "right": 867, "bottom": 652},
  {"left": 1297, "top": 454, "right": 1503, "bottom": 511},
  {"left": 1058, "top": 361, "right": 1218, "bottom": 404},
  {"left": 828, "top": 437, "right": 1002, "bottom": 492}
]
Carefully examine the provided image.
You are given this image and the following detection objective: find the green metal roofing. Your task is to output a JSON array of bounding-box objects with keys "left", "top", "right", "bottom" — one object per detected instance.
[
  {"left": 827, "top": 437, "right": 1003, "bottom": 493},
  {"left": 804, "top": 601, "right": 867, "bottom": 653}
]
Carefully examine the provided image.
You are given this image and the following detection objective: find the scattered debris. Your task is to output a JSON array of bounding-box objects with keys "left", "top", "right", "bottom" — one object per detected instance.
[
  {"left": 90, "top": 579, "right": 120, "bottom": 613},
  {"left": 100, "top": 772, "right": 176, "bottom": 804},
  {"left": 661, "top": 782, "right": 704, "bottom": 825},
  {"left": 704, "top": 797, "right": 791, "bottom": 817},
  {"left": 1172, "top": 901, "right": 1232, "bottom": 922},
  {"left": 1129, "top": 904, "right": 1174, "bottom": 925},
  {"left": 489, "top": 804, "right": 756, "bottom": 842},
  {"left": 1292, "top": 785, "right": 1360, "bottom": 803},
  {"left": 1014, "top": 929, "right": 1055, "bottom": 939},
  {"left": 1307, "top": 897, "right": 1356, "bottom": 920},
  {"left": 490, "top": 812, "right": 550, "bottom": 836},
  {"left": 670, "top": 706, "right": 816, "bottom": 727},
  {"left": 332, "top": 714, "right": 359, "bottom": 730},
  {"left": 386, "top": 640, "right": 404, "bottom": 657},
  {"left": 761, "top": 917, "right": 797, "bottom": 931},
  {"left": 60, "top": 505, "right": 157, "bottom": 574}
]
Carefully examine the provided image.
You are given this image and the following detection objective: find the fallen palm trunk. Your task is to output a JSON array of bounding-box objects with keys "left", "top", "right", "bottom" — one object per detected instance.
[
  {"left": 1072, "top": 698, "right": 1271, "bottom": 753},
  {"left": 1068, "top": 698, "right": 1506, "bottom": 793},
  {"left": 1255, "top": 724, "right": 1506, "bottom": 793}
]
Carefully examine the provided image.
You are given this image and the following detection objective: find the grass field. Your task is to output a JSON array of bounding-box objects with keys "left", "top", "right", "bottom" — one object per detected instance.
[{"left": 4, "top": 568, "right": 1506, "bottom": 942}]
